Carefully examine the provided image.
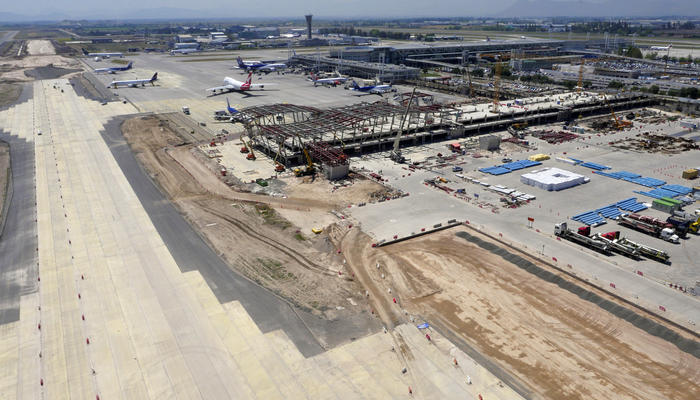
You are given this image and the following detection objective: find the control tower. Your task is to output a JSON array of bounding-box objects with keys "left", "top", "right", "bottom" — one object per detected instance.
[{"left": 305, "top": 14, "right": 312, "bottom": 40}]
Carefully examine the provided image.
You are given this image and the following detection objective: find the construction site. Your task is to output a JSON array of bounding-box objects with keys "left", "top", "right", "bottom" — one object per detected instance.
[{"left": 0, "top": 35, "right": 698, "bottom": 400}]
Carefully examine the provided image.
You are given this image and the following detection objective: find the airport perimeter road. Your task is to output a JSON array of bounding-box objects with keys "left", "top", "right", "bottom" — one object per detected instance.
[{"left": 0, "top": 84, "right": 37, "bottom": 325}]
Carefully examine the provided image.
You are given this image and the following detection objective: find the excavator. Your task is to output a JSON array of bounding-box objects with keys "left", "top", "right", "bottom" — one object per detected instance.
[
  {"left": 293, "top": 138, "right": 316, "bottom": 176},
  {"left": 602, "top": 95, "right": 632, "bottom": 130}
]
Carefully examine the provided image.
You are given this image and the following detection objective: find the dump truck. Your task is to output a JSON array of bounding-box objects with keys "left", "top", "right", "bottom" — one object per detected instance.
[
  {"left": 182, "top": 106, "right": 190, "bottom": 115},
  {"left": 554, "top": 223, "right": 610, "bottom": 253},
  {"left": 618, "top": 214, "right": 679, "bottom": 243},
  {"left": 591, "top": 231, "right": 640, "bottom": 259},
  {"left": 616, "top": 237, "right": 670, "bottom": 263}
]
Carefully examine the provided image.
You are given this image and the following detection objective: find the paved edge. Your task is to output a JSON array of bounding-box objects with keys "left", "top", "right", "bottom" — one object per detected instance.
[
  {"left": 99, "top": 113, "right": 327, "bottom": 357},
  {"left": 0, "top": 83, "right": 38, "bottom": 325},
  {"left": 455, "top": 230, "right": 700, "bottom": 359}
]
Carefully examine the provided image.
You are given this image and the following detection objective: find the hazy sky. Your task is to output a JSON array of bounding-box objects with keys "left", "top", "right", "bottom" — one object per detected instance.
[
  {"left": 2, "top": 0, "right": 524, "bottom": 18},
  {"left": 3, "top": 0, "right": 698, "bottom": 19}
]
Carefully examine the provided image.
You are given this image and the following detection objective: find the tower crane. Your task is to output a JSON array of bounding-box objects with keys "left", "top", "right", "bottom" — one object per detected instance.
[{"left": 492, "top": 61, "right": 502, "bottom": 113}]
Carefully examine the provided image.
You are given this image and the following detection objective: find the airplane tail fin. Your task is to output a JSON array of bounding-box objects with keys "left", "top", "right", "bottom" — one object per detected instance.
[
  {"left": 292, "top": 50, "right": 297, "bottom": 56},
  {"left": 237, "top": 56, "right": 245, "bottom": 68},
  {"left": 351, "top": 80, "right": 359, "bottom": 89},
  {"left": 226, "top": 98, "right": 238, "bottom": 114},
  {"left": 151, "top": 72, "right": 158, "bottom": 82},
  {"left": 310, "top": 72, "right": 316, "bottom": 81},
  {"left": 244, "top": 72, "right": 253, "bottom": 86},
  {"left": 126, "top": 61, "right": 133, "bottom": 69},
  {"left": 81, "top": 48, "right": 88, "bottom": 55}
]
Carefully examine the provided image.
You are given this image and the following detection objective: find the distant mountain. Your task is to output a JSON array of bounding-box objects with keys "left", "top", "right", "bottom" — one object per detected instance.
[{"left": 498, "top": 0, "right": 700, "bottom": 17}]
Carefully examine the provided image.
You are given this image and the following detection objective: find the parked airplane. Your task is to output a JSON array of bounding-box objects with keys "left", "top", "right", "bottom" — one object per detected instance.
[
  {"left": 94, "top": 61, "right": 133, "bottom": 74},
  {"left": 350, "top": 80, "right": 394, "bottom": 95},
  {"left": 170, "top": 48, "right": 200, "bottom": 55},
  {"left": 236, "top": 56, "right": 286, "bottom": 73},
  {"left": 82, "top": 48, "right": 123, "bottom": 58},
  {"left": 108, "top": 72, "right": 158, "bottom": 88},
  {"left": 650, "top": 44, "right": 672, "bottom": 51},
  {"left": 309, "top": 72, "right": 348, "bottom": 87},
  {"left": 207, "top": 72, "right": 273, "bottom": 94}
]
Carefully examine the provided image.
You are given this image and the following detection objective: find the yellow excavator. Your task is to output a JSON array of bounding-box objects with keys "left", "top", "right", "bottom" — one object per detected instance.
[{"left": 293, "top": 139, "right": 315, "bottom": 177}]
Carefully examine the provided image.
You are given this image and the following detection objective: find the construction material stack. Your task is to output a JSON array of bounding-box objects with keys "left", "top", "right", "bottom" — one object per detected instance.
[
  {"left": 616, "top": 237, "right": 671, "bottom": 263},
  {"left": 591, "top": 231, "right": 640, "bottom": 259}
]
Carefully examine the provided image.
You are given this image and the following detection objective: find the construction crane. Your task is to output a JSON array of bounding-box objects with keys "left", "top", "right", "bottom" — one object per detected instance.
[
  {"left": 577, "top": 58, "right": 585, "bottom": 94},
  {"left": 389, "top": 88, "right": 416, "bottom": 163},
  {"left": 492, "top": 61, "right": 502, "bottom": 113},
  {"left": 464, "top": 66, "right": 474, "bottom": 97}
]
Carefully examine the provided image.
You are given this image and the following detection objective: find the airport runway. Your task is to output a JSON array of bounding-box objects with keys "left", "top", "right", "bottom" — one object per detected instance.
[{"left": 0, "top": 84, "right": 38, "bottom": 325}]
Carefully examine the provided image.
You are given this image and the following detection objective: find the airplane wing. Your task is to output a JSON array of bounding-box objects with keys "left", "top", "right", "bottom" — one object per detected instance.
[
  {"left": 248, "top": 83, "right": 276, "bottom": 90},
  {"left": 207, "top": 84, "right": 235, "bottom": 92}
]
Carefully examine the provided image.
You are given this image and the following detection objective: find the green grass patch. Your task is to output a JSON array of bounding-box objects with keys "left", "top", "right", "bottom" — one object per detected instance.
[
  {"left": 294, "top": 232, "right": 306, "bottom": 241},
  {"left": 255, "top": 204, "right": 291, "bottom": 229},
  {"left": 256, "top": 258, "right": 295, "bottom": 281}
]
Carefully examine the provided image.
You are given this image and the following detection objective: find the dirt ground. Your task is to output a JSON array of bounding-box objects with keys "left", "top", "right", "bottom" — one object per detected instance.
[
  {"left": 0, "top": 83, "right": 22, "bottom": 108},
  {"left": 331, "top": 226, "right": 700, "bottom": 400},
  {"left": 26, "top": 40, "right": 55, "bottom": 56},
  {"left": 0, "top": 44, "right": 79, "bottom": 81},
  {"left": 0, "top": 142, "right": 8, "bottom": 215},
  {"left": 121, "top": 115, "right": 375, "bottom": 325}
]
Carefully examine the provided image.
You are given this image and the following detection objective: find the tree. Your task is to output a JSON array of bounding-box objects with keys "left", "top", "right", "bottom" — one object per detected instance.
[
  {"left": 625, "top": 46, "right": 643, "bottom": 59},
  {"left": 644, "top": 52, "right": 658, "bottom": 60},
  {"left": 649, "top": 85, "right": 660, "bottom": 94},
  {"left": 471, "top": 68, "right": 484, "bottom": 77},
  {"left": 608, "top": 81, "right": 625, "bottom": 89}
]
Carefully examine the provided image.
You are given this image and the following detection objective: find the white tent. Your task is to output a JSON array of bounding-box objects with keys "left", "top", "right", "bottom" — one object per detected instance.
[{"left": 520, "top": 167, "right": 587, "bottom": 191}]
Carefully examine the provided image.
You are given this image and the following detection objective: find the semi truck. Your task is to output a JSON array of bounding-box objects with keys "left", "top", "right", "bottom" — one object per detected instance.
[
  {"left": 554, "top": 223, "right": 610, "bottom": 253},
  {"left": 617, "top": 214, "right": 679, "bottom": 243}
]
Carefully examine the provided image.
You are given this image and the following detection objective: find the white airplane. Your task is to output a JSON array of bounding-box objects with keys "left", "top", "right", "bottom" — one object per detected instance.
[
  {"left": 108, "top": 72, "right": 158, "bottom": 88},
  {"left": 235, "top": 56, "right": 286, "bottom": 73},
  {"left": 650, "top": 45, "right": 672, "bottom": 51},
  {"left": 206, "top": 72, "right": 273, "bottom": 94},
  {"left": 170, "top": 48, "right": 200, "bottom": 55},
  {"left": 94, "top": 61, "right": 133, "bottom": 74},
  {"left": 350, "top": 80, "right": 394, "bottom": 95},
  {"left": 82, "top": 48, "right": 123, "bottom": 58},
  {"left": 309, "top": 71, "right": 348, "bottom": 87}
]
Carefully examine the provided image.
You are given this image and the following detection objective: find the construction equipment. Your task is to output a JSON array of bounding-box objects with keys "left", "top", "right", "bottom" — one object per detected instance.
[
  {"left": 554, "top": 223, "right": 610, "bottom": 253},
  {"left": 591, "top": 231, "right": 640, "bottom": 259},
  {"left": 602, "top": 95, "right": 632, "bottom": 130},
  {"left": 617, "top": 214, "right": 679, "bottom": 243},
  {"left": 577, "top": 58, "right": 584, "bottom": 94},
  {"left": 389, "top": 87, "right": 416, "bottom": 164},
  {"left": 293, "top": 138, "right": 316, "bottom": 176},
  {"left": 616, "top": 237, "right": 670, "bottom": 263},
  {"left": 492, "top": 62, "right": 502, "bottom": 113},
  {"left": 245, "top": 140, "right": 256, "bottom": 160},
  {"left": 465, "top": 67, "right": 474, "bottom": 97}
]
